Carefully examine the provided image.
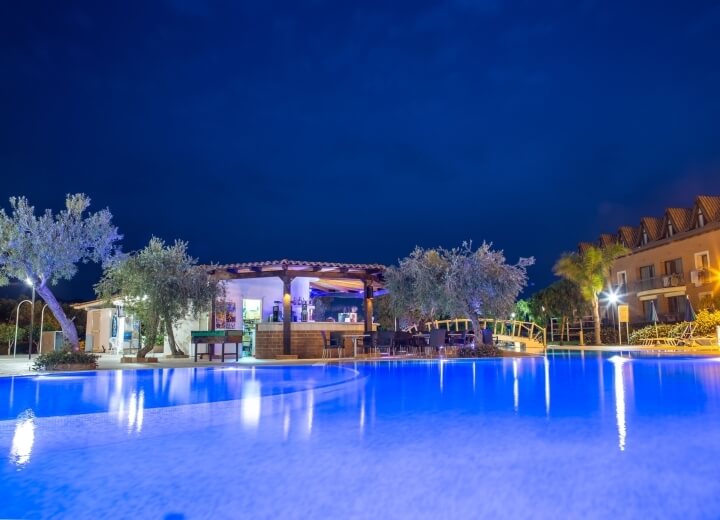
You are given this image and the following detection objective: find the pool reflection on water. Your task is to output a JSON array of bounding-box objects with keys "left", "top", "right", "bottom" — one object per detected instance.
[{"left": 1, "top": 354, "right": 720, "bottom": 519}]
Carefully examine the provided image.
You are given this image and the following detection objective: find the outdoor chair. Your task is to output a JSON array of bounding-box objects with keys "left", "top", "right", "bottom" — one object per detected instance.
[
  {"left": 411, "top": 334, "right": 428, "bottom": 356},
  {"left": 428, "top": 328, "right": 447, "bottom": 357},
  {"left": 393, "top": 331, "right": 413, "bottom": 356},
  {"left": 376, "top": 330, "right": 395, "bottom": 356},
  {"left": 362, "top": 331, "right": 378, "bottom": 355},
  {"left": 321, "top": 331, "right": 344, "bottom": 358},
  {"left": 445, "top": 331, "right": 468, "bottom": 356}
]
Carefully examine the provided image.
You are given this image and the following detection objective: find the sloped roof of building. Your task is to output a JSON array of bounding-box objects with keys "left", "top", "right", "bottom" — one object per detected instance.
[
  {"left": 696, "top": 195, "right": 720, "bottom": 222},
  {"left": 578, "top": 194, "right": 720, "bottom": 253},
  {"left": 598, "top": 234, "right": 617, "bottom": 248},
  {"left": 639, "top": 217, "right": 663, "bottom": 242},
  {"left": 208, "top": 260, "right": 386, "bottom": 291},
  {"left": 578, "top": 242, "right": 594, "bottom": 254},
  {"left": 617, "top": 226, "right": 639, "bottom": 247},
  {"left": 665, "top": 207, "right": 693, "bottom": 233},
  {"left": 212, "top": 259, "right": 385, "bottom": 272}
]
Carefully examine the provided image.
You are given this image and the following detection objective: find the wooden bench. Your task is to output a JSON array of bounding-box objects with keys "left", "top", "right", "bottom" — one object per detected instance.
[{"left": 191, "top": 330, "right": 242, "bottom": 362}]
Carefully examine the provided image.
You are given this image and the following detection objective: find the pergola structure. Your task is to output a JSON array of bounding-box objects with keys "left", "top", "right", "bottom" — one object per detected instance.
[{"left": 208, "top": 260, "right": 386, "bottom": 355}]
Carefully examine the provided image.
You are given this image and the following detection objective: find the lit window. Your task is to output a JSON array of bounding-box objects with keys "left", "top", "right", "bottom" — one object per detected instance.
[{"left": 695, "top": 252, "right": 710, "bottom": 270}]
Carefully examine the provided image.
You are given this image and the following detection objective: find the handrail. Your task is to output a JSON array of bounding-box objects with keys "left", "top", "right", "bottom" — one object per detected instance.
[{"left": 424, "top": 318, "right": 547, "bottom": 350}]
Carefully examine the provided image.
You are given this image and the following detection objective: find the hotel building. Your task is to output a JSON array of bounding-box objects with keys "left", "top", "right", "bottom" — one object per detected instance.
[{"left": 580, "top": 195, "right": 720, "bottom": 324}]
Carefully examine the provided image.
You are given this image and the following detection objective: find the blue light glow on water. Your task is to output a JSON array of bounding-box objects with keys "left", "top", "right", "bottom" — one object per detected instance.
[{"left": 1, "top": 354, "right": 720, "bottom": 519}]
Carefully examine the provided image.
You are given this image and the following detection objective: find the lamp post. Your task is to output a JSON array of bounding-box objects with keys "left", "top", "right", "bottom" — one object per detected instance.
[
  {"left": 13, "top": 300, "right": 32, "bottom": 358},
  {"left": 38, "top": 304, "right": 49, "bottom": 354},
  {"left": 25, "top": 278, "right": 36, "bottom": 360},
  {"left": 606, "top": 290, "right": 621, "bottom": 345}
]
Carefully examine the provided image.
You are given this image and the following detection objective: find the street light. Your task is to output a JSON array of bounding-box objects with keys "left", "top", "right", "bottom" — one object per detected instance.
[
  {"left": 38, "top": 304, "right": 49, "bottom": 354},
  {"left": 25, "top": 278, "right": 36, "bottom": 360},
  {"left": 13, "top": 300, "right": 32, "bottom": 358}
]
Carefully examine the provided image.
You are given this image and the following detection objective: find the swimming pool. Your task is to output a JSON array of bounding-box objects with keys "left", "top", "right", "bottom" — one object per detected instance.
[{"left": 2, "top": 353, "right": 720, "bottom": 519}]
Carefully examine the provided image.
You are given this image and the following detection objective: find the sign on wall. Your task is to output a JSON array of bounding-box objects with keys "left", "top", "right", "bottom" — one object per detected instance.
[
  {"left": 618, "top": 304, "right": 630, "bottom": 323},
  {"left": 215, "top": 300, "right": 238, "bottom": 329}
]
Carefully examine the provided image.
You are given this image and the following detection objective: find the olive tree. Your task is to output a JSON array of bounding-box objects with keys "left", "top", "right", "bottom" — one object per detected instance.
[
  {"left": 386, "top": 242, "right": 534, "bottom": 335},
  {"left": 444, "top": 242, "right": 534, "bottom": 336},
  {"left": 384, "top": 247, "right": 451, "bottom": 328},
  {"left": 0, "top": 194, "right": 121, "bottom": 350},
  {"left": 96, "top": 237, "right": 222, "bottom": 358}
]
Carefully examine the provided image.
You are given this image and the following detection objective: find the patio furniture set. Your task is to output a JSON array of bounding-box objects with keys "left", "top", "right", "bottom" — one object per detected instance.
[{"left": 320, "top": 329, "right": 488, "bottom": 359}]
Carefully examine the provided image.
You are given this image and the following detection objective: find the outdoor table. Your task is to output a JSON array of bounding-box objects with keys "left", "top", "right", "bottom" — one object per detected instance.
[{"left": 343, "top": 334, "right": 370, "bottom": 357}]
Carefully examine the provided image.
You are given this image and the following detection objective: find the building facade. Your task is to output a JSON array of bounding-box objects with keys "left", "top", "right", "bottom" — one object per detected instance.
[{"left": 580, "top": 195, "right": 720, "bottom": 324}]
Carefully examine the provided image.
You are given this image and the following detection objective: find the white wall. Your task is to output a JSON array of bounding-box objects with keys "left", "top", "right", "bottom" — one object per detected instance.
[
  {"left": 85, "top": 308, "right": 113, "bottom": 353},
  {"left": 222, "top": 277, "right": 315, "bottom": 325},
  {"left": 164, "top": 312, "right": 209, "bottom": 356}
]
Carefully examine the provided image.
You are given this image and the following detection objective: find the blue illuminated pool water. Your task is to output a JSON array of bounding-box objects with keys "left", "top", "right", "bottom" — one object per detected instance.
[{"left": 2, "top": 353, "right": 720, "bottom": 519}]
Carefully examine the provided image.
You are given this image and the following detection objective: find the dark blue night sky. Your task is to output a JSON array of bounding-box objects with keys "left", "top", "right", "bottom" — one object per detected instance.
[{"left": 2, "top": 1, "right": 720, "bottom": 300}]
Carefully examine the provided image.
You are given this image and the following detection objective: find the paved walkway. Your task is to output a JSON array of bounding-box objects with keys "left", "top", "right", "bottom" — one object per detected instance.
[
  {"left": 547, "top": 344, "right": 720, "bottom": 355},
  {"left": 0, "top": 347, "right": 539, "bottom": 377}
]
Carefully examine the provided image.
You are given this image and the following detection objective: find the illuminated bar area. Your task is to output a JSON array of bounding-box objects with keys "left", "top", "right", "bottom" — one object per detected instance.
[{"left": 208, "top": 260, "right": 385, "bottom": 359}]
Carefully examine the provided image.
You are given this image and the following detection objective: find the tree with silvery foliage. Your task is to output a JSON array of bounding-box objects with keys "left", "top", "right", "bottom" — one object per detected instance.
[
  {"left": 386, "top": 241, "right": 534, "bottom": 344},
  {"left": 95, "top": 237, "right": 222, "bottom": 358},
  {"left": 384, "top": 246, "right": 452, "bottom": 328},
  {"left": 444, "top": 241, "right": 534, "bottom": 338},
  {"left": 0, "top": 194, "right": 122, "bottom": 350}
]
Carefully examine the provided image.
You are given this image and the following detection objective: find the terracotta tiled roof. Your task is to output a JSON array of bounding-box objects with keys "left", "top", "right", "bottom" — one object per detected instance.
[
  {"left": 582, "top": 194, "right": 720, "bottom": 253},
  {"left": 696, "top": 195, "right": 720, "bottom": 222},
  {"left": 617, "top": 226, "right": 638, "bottom": 247},
  {"left": 665, "top": 207, "right": 693, "bottom": 233},
  {"left": 640, "top": 217, "right": 663, "bottom": 242},
  {"left": 212, "top": 259, "right": 386, "bottom": 271},
  {"left": 598, "top": 234, "right": 616, "bottom": 247},
  {"left": 578, "top": 242, "right": 594, "bottom": 254}
]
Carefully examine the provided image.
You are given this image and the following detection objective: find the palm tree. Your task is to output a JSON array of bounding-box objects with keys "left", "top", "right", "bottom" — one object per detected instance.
[{"left": 553, "top": 244, "right": 627, "bottom": 345}]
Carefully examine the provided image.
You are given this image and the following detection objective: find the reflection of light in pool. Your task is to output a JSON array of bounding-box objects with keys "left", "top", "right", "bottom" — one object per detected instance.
[
  {"left": 544, "top": 356, "right": 551, "bottom": 415},
  {"left": 10, "top": 410, "right": 35, "bottom": 467},
  {"left": 359, "top": 394, "right": 366, "bottom": 433},
  {"left": 241, "top": 380, "right": 262, "bottom": 430},
  {"left": 513, "top": 359, "right": 519, "bottom": 412},
  {"left": 610, "top": 356, "right": 629, "bottom": 451},
  {"left": 127, "top": 390, "right": 145, "bottom": 433},
  {"left": 306, "top": 390, "right": 315, "bottom": 434},
  {"left": 283, "top": 408, "right": 290, "bottom": 440},
  {"left": 439, "top": 359, "right": 445, "bottom": 392}
]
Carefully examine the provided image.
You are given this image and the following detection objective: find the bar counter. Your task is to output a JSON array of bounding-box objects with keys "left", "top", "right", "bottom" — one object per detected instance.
[{"left": 255, "top": 321, "right": 371, "bottom": 359}]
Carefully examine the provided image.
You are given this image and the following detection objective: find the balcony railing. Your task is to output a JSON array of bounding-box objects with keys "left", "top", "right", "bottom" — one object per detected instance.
[{"left": 629, "top": 272, "right": 685, "bottom": 293}]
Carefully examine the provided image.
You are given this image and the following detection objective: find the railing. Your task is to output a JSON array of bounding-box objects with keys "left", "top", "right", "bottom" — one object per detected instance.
[
  {"left": 425, "top": 318, "right": 547, "bottom": 349},
  {"left": 629, "top": 272, "right": 685, "bottom": 293}
]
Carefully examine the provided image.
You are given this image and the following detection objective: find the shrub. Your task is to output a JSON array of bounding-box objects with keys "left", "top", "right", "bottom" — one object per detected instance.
[
  {"left": 584, "top": 326, "right": 619, "bottom": 345},
  {"left": 628, "top": 324, "right": 676, "bottom": 345},
  {"left": 32, "top": 349, "right": 99, "bottom": 371},
  {"left": 456, "top": 345, "right": 503, "bottom": 357},
  {"left": 692, "top": 309, "right": 720, "bottom": 336},
  {"left": 627, "top": 310, "right": 720, "bottom": 345}
]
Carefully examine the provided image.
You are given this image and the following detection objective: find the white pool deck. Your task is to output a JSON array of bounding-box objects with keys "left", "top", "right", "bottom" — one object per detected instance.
[
  {"left": 1, "top": 343, "right": 718, "bottom": 377},
  {"left": 0, "top": 354, "right": 319, "bottom": 377}
]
